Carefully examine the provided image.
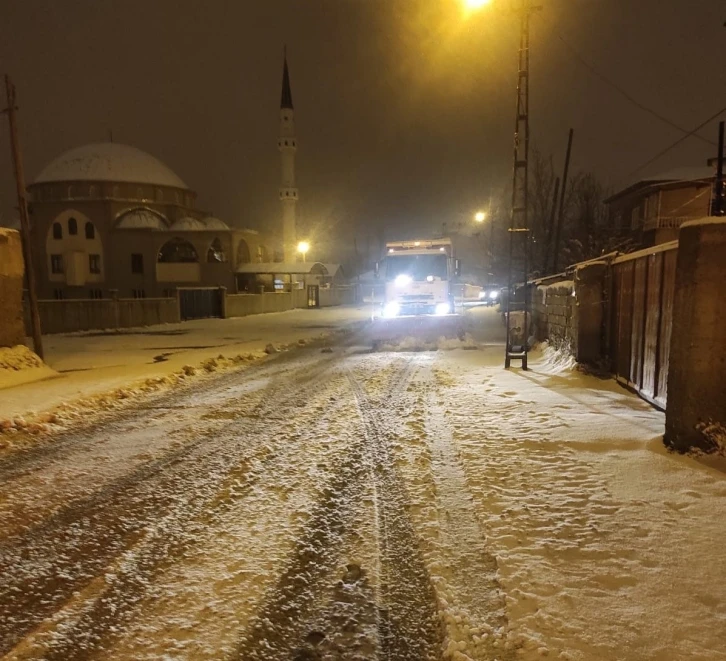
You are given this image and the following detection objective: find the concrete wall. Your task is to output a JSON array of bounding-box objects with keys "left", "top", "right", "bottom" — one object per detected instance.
[
  {"left": 0, "top": 229, "right": 26, "bottom": 347},
  {"left": 27, "top": 298, "right": 180, "bottom": 335},
  {"left": 665, "top": 219, "right": 726, "bottom": 453},
  {"left": 225, "top": 291, "right": 305, "bottom": 318}
]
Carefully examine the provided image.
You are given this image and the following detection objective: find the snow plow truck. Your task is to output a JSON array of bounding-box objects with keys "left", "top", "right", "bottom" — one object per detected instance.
[{"left": 368, "top": 238, "right": 465, "bottom": 347}]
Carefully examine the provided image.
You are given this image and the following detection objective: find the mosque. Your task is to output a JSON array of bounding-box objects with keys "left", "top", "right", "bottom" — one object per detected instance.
[{"left": 27, "top": 53, "right": 324, "bottom": 301}]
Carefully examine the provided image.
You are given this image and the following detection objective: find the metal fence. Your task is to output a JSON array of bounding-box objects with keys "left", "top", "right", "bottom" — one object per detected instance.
[{"left": 609, "top": 241, "right": 678, "bottom": 409}]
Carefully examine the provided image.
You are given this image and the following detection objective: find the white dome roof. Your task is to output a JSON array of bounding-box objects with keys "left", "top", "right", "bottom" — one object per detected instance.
[
  {"left": 170, "top": 216, "right": 207, "bottom": 231},
  {"left": 202, "top": 216, "right": 229, "bottom": 230},
  {"left": 116, "top": 208, "right": 168, "bottom": 230},
  {"left": 34, "top": 142, "right": 188, "bottom": 189}
]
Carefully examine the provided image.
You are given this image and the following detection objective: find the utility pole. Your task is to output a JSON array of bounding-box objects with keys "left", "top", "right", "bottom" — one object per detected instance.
[
  {"left": 544, "top": 176, "right": 560, "bottom": 273},
  {"left": 3, "top": 75, "right": 43, "bottom": 359},
  {"left": 552, "top": 128, "right": 574, "bottom": 274},
  {"left": 713, "top": 121, "right": 724, "bottom": 216},
  {"left": 505, "top": 0, "right": 542, "bottom": 370}
]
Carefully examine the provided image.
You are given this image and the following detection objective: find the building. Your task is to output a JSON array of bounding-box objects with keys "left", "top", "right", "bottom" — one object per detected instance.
[
  {"left": 26, "top": 52, "right": 340, "bottom": 303},
  {"left": 27, "top": 142, "right": 274, "bottom": 300},
  {"left": 605, "top": 164, "right": 716, "bottom": 246}
]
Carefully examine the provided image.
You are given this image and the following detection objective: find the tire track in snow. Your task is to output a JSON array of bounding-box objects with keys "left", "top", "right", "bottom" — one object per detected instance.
[
  {"left": 0, "top": 345, "right": 353, "bottom": 657},
  {"left": 232, "top": 356, "right": 441, "bottom": 661}
]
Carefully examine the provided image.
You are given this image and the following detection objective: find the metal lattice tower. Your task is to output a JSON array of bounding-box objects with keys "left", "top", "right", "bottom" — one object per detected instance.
[{"left": 505, "top": 0, "right": 541, "bottom": 370}]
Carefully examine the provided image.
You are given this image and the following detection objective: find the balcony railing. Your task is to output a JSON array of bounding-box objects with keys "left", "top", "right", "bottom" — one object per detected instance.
[{"left": 642, "top": 215, "right": 700, "bottom": 232}]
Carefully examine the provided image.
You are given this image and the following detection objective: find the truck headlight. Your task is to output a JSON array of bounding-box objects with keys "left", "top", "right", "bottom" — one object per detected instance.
[
  {"left": 394, "top": 274, "right": 412, "bottom": 287},
  {"left": 489, "top": 290, "right": 499, "bottom": 299},
  {"left": 383, "top": 301, "right": 400, "bottom": 318},
  {"left": 435, "top": 302, "right": 451, "bottom": 316}
]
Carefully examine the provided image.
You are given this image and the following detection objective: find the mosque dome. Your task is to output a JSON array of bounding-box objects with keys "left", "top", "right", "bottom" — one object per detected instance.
[
  {"left": 116, "top": 207, "right": 169, "bottom": 230},
  {"left": 202, "top": 216, "right": 229, "bottom": 230},
  {"left": 34, "top": 142, "right": 188, "bottom": 189},
  {"left": 169, "top": 217, "right": 207, "bottom": 231}
]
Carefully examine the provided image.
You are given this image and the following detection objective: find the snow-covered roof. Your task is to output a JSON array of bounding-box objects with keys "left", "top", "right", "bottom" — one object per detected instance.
[
  {"left": 169, "top": 217, "right": 207, "bottom": 232},
  {"left": 606, "top": 166, "right": 715, "bottom": 204},
  {"left": 236, "top": 262, "right": 329, "bottom": 275},
  {"left": 34, "top": 142, "right": 188, "bottom": 189},
  {"left": 115, "top": 207, "right": 168, "bottom": 230},
  {"left": 202, "top": 217, "right": 230, "bottom": 230}
]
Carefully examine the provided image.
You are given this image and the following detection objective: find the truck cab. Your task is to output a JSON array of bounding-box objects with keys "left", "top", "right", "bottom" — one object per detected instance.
[{"left": 378, "top": 239, "right": 459, "bottom": 317}]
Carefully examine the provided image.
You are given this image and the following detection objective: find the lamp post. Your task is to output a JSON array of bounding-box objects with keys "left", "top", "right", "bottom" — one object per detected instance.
[{"left": 297, "top": 240, "right": 310, "bottom": 263}]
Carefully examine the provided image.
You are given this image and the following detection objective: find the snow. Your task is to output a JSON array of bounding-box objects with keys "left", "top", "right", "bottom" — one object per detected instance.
[
  {"left": 0, "top": 306, "right": 369, "bottom": 431},
  {"left": 681, "top": 216, "right": 726, "bottom": 228},
  {"left": 33, "top": 142, "right": 188, "bottom": 189},
  {"left": 0, "top": 345, "right": 57, "bottom": 391},
  {"left": 1, "top": 307, "right": 724, "bottom": 660}
]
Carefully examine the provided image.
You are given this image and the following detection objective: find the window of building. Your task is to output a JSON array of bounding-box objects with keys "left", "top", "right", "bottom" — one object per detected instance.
[
  {"left": 156, "top": 188, "right": 164, "bottom": 202},
  {"left": 68, "top": 217, "right": 78, "bottom": 235},
  {"left": 85, "top": 221, "right": 95, "bottom": 239},
  {"left": 132, "top": 288, "right": 146, "bottom": 299},
  {"left": 53, "top": 288, "right": 65, "bottom": 300},
  {"left": 51, "top": 254, "right": 63, "bottom": 274},
  {"left": 52, "top": 222, "right": 62, "bottom": 239},
  {"left": 207, "top": 237, "right": 226, "bottom": 263},
  {"left": 162, "top": 288, "right": 176, "bottom": 298},
  {"left": 112, "top": 185, "right": 120, "bottom": 198},
  {"left": 89, "top": 289, "right": 103, "bottom": 299},
  {"left": 89, "top": 254, "right": 101, "bottom": 274},
  {"left": 131, "top": 253, "right": 144, "bottom": 274},
  {"left": 89, "top": 185, "right": 98, "bottom": 198}
]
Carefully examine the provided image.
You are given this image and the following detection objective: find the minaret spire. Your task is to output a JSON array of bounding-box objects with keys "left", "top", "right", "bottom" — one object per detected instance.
[
  {"left": 278, "top": 47, "right": 298, "bottom": 262},
  {"left": 281, "top": 45, "right": 293, "bottom": 110}
]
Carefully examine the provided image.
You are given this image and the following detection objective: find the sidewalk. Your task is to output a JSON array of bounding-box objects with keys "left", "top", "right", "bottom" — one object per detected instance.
[{"left": 0, "top": 306, "right": 369, "bottom": 421}]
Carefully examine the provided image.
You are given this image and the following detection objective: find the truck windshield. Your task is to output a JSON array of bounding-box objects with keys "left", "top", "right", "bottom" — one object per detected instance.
[{"left": 386, "top": 253, "right": 448, "bottom": 281}]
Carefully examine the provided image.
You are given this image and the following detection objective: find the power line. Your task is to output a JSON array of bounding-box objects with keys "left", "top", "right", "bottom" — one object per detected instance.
[
  {"left": 624, "top": 104, "right": 726, "bottom": 182},
  {"left": 556, "top": 32, "right": 716, "bottom": 148}
]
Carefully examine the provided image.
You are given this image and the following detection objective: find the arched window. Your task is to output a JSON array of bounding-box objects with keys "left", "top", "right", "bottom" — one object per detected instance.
[
  {"left": 236, "top": 239, "right": 251, "bottom": 265},
  {"left": 256, "top": 245, "right": 270, "bottom": 263},
  {"left": 85, "top": 221, "right": 95, "bottom": 239},
  {"left": 158, "top": 238, "right": 199, "bottom": 263},
  {"left": 68, "top": 217, "right": 78, "bottom": 235},
  {"left": 207, "top": 238, "right": 226, "bottom": 263},
  {"left": 52, "top": 222, "right": 62, "bottom": 240}
]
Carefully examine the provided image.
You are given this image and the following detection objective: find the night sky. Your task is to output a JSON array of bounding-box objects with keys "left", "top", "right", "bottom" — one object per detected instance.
[{"left": 1, "top": 0, "right": 724, "bottom": 255}]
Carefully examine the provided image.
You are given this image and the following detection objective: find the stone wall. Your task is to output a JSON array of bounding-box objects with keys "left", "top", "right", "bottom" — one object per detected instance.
[
  {"left": 0, "top": 229, "right": 26, "bottom": 347},
  {"left": 665, "top": 219, "right": 726, "bottom": 453},
  {"left": 225, "top": 291, "right": 306, "bottom": 318},
  {"left": 532, "top": 280, "right": 576, "bottom": 353}
]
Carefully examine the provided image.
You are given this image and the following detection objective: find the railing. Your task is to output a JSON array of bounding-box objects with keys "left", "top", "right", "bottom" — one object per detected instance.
[{"left": 642, "top": 215, "right": 699, "bottom": 231}]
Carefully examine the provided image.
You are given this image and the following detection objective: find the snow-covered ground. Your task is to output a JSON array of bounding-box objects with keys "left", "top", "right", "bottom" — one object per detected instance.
[
  {"left": 0, "top": 307, "right": 724, "bottom": 660},
  {"left": 0, "top": 305, "right": 369, "bottom": 423}
]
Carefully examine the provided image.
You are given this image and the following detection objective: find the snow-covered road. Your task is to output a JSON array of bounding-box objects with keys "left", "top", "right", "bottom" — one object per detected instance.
[{"left": 1, "top": 308, "right": 724, "bottom": 660}]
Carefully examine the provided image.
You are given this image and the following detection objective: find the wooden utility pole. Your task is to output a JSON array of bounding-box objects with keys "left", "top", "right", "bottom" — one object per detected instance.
[
  {"left": 552, "top": 128, "right": 574, "bottom": 274},
  {"left": 4, "top": 75, "right": 43, "bottom": 359},
  {"left": 544, "top": 176, "right": 560, "bottom": 273},
  {"left": 714, "top": 121, "right": 724, "bottom": 216}
]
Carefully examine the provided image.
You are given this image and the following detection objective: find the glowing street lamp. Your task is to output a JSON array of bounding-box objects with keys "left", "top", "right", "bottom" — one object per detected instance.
[
  {"left": 475, "top": 211, "right": 486, "bottom": 223},
  {"left": 463, "top": 0, "right": 492, "bottom": 9},
  {"left": 297, "top": 240, "right": 310, "bottom": 262}
]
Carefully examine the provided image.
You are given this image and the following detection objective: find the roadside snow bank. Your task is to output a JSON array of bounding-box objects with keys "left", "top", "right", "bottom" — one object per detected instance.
[
  {"left": 537, "top": 341, "right": 577, "bottom": 374},
  {"left": 378, "top": 334, "right": 478, "bottom": 352},
  {"left": 0, "top": 345, "right": 57, "bottom": 390}
]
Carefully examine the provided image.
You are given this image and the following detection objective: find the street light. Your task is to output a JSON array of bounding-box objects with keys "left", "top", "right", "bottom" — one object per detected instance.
[
  {"left": 297, "top": 240, "right": 310, "bottom": 262},
  {"left": 475, "top": 211, "right": 486, "bottom": 223},
  {"left": 464, "top": 0, "right": 492, "bottom": 9}
]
